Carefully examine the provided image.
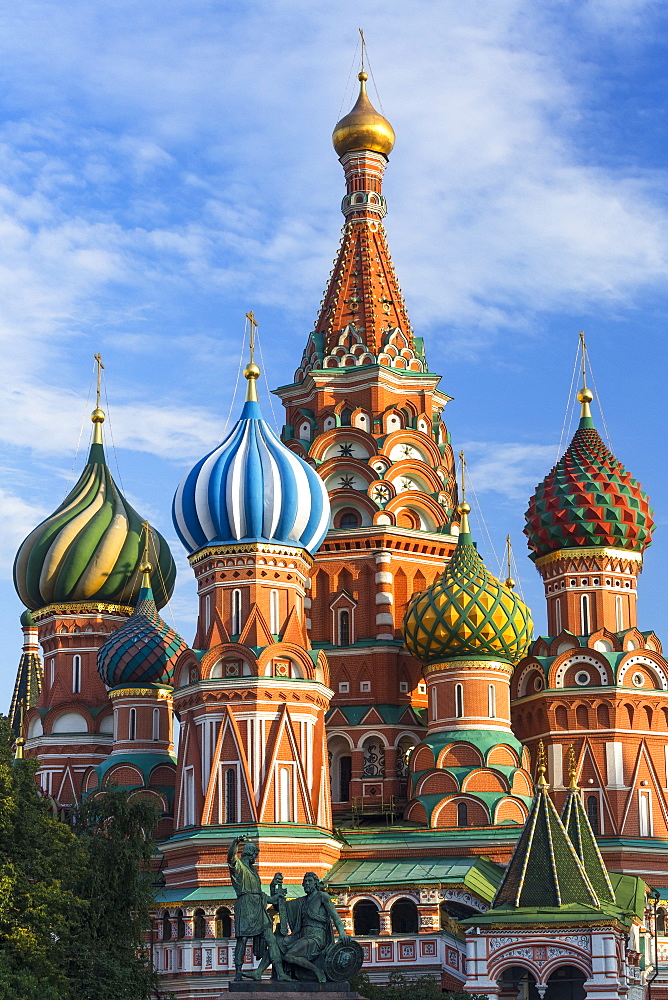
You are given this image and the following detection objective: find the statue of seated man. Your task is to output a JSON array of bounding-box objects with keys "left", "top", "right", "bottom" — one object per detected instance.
[{"left": 277, "top": 871, "right": 348, "bottom": 983}]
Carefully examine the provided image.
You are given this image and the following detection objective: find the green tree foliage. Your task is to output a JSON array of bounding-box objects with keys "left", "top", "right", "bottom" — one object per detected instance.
[
  {"left": 352, "top": 971, "right": 488, "bottom": 1000},
  {"left": 0, "top": 717, "right": 160, "bottom": 1000},
  {"left": 68, "top": 790, "right": 160, "bottom": 1000}
]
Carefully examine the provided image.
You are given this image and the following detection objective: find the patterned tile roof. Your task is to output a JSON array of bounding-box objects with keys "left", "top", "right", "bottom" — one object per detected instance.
[
  {"left": 525, "top": 415, "right": 654, "bottom": 560},
  {"left": 403, "top": 514, "right": 533, "bottom": 664},
  {"left": 97, "top": 575, "right": 189, "bottom": 688}
]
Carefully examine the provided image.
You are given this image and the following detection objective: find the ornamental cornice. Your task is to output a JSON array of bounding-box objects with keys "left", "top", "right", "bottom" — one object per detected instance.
[
  {"left": 535, "top": 546, "right": 643, "bottom": 569},
  {"left": 424, "top": 659, "right": 513, "bottom": 676},
  {"left": 108, "top": 687, "right": 173, "bottom": 700},
  {"left": 32, "top": 602, "right": 134, "bottom": 621},
  {"left": 189, "top": 542, "right": 312, "bottom": 566}
]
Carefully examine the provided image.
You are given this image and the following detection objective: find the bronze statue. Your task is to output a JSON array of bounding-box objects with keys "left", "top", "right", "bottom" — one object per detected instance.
[
  {"left": 278, "top": 872, "right": 363, "bottom": 984},
  {"left": 227, "top": 839, "right": 363, "bottom": 984},
  {"left": 227, "top": 837, "right": 290, "bottom": 982}
]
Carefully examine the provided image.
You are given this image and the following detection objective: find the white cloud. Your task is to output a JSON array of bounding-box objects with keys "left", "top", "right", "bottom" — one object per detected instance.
[
  {"left": 463, "top": 441, "right": 558, "bottom": 502},
  {"left": 0, "top": 488, "right": 47, "bottom": 573}
]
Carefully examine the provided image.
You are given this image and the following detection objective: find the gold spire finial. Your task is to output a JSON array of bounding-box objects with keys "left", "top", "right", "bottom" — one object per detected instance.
[
  {"left": 457, "top": 451, "right": 471, "bottom": 534},
  {"left": 139, "top": 520, "right": 153, "bottom": 582},
  {"left": 577, "top": 332, "right": 593, "bottom": 419},
  {"left": 91, "top": 353, "right": 106, "bottom": 444},
  {"left": 244, "top": 311, "right": 260, "bottom": 402},
  {"left": 505, "top": 534, "right": 515, "bottom": 589},
  {"left": 536, "top": 740, "right": 549, "bottom": 788},
  {"left": 567, "top": 743, "right": 579, "bottom": 790}
]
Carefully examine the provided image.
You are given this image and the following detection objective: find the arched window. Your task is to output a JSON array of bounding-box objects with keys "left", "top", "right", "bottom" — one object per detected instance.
[
  {"left": 193, "top": 909, "right": 206, "bottom": 939},
  {"left": 353, "top": 899, "right": 380, "bottom": 936},
  {"left": 215, "top": 907, "right": 232, "bottom": 938},
  {"left": 161, "top": 910, "right": 172, "bottom": 941},
  {"left": 554, "top": 597, "right": 562, "bottom": 634},
  {"left": 338, "top": 609, "right": 350, "bottom": 646},
  {"left": 204, "top": 594, "right": 211, "bottom": 634},
  {"left": 657, "top": 908, "right": 666, "bottom": 937},
  {"left": 72, "top": 655, "right": 81, "bottom": 694},
  {"left": 129, "top": 708, "right": 136, "bottom": 741},
  {"left": 152, "top": 708, "right": 160, "bottom": 741},
  {"left": 587, "top": 795, "right": 599, "bottom": 835},
  {"left": 555, "top": 706, "right": 568, "bottom": 729},
  {"left": 225, "top": 768, "right": 237, "bottom": 824},
  {"left": 340, "top": 407, "right": 352, "bottom": 426},
  {"left": 596, "top": 704, "right": 610, "bottom": 728},
  {"left": 270, "top": 590, "right": 280, "bottom": 635},
  {"left": 49, "top": 658, "right": 55, "bottom": 688},
  {"left": 231, "top": 589, "right": 242, "bottom": 635},
  {"left": 390, "top": 899, "right": 418, "bottom": 933},
  {"left": 455, "top": 683, "right": 464, "bottom": 719},
  {"left": 576, "top": 704, "right": 588, "bottom": 729},
  {"left": 457, "top": 801, "right": 468, "bottom": 827},
  {"left": 488, "top": 684, "right": 496, "bottom": 719},
  {"left": 176, "top": 909, "right": 185, "bottom": 939},
  {"left": 639, "top": 792, "right": 650, "bottom": 836},
  {"left": 279, "top": 766, "right": 292, "bottom": 822},
  {"left": 616, "top": 594, "right": 624, "bottom": 632},
  {"left": 340, "top": 511, "right": 360, "bottom": 529},
  {"left": 581, "top": 594, "right": 590, "bottom": 635},
  {"left": 430, "top": 686, "right": 437, "bottom": 723}
]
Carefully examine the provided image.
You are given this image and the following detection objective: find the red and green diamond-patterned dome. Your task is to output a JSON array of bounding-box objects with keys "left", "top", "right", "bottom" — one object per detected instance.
[{"left": 525, "top": 407, "right": 654, "bottom": 561}]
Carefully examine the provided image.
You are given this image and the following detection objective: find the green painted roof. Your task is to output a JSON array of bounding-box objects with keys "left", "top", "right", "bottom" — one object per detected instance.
[
  {"left": 609, "top": 872, "right": 647, "bottom": 921},
  {"left": 323, "top": 856, "right": 502, "bottom": 904},
  {"left": 412, "top": 729, "right": 525, "bottom": 768},
  {"left": 562, "top": 788, "right": 615, "bottom": 904},
  {"left": 326, "top": 704, "right": 422, "bottom": 726},
  {"left": 493, "top": 785, "right": 599, "bottom": 909},
  {"left": 464, "top": 901, "right": 631, "bottom": 928},
  {"left": 96, "top": 751, "right": 177, "bottom": 783},
  {"left": 155, "top": 884, "right": 306, "bottom": 904}
]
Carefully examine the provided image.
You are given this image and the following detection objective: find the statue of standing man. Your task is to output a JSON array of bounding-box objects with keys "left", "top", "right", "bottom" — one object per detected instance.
[{"left": 227, "top": 837, "right": 290, "bottom": 982}]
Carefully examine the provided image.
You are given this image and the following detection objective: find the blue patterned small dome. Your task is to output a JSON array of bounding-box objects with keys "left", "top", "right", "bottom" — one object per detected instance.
[
  {"left": 97, "top": 571, "right": 189, "bottom": 688},
  {"left": 172, "top": 369, "right": 330, "bottom": 556}
]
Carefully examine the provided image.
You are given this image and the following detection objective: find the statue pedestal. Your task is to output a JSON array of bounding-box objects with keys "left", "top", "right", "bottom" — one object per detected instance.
[{"left": 226, "top": 984, "right": 360, "bottom": 999}]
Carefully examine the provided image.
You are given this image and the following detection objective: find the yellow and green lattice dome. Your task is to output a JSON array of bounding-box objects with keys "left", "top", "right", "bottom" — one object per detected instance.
[{"left": 403, "top": 506, "right": 533, "bottom": 664}]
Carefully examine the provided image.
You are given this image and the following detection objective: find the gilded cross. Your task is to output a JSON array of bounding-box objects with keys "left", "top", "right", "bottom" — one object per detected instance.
[
  {"left": 94, "top": 353, "right": 104, "bottom": 408},
  {"left": 246, "top": 310, "right": 258, "bottom": 365}
]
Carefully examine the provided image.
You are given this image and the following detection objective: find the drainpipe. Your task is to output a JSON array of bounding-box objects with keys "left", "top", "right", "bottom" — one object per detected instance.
[{"left": 648, "top": 888, "right": 660, "bottom": 1000}]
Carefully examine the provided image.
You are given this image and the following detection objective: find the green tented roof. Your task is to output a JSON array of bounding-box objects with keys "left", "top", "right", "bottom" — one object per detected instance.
[
  {"left": 493, "top": 785, "right": 599, "bottom": 909},
  {"left": 562, "top": 788, "right": 615, "bottom": 904},
  {"left": 323, "top": 856, "right": 503, "bottom": 903}
]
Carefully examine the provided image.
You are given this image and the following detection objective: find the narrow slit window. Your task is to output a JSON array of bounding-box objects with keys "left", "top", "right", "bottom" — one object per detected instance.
[
  {"left": 72, "top": 655, "right": 81, "bottom": 694},
  {"left": 231, "top": 589, "right": 242, "bottom": 635}
]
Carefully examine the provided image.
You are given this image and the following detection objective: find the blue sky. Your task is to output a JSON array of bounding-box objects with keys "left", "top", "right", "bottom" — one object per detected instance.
[{"left": 2, "top": 0, "right": 668, "bottom": 709}]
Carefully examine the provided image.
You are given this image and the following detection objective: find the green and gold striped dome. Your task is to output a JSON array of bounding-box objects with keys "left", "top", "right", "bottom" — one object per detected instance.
[
  {"left": 403, "top": 505, "right": 533, "bottom": 664},
  {"left": 14, "top": 409, "right": 176, "bottom": 611}
]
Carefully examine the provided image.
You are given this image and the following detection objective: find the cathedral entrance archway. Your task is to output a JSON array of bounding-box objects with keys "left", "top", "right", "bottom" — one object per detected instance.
[{"left": 544, "top": 965, "right": 586, "bottom": 1000}]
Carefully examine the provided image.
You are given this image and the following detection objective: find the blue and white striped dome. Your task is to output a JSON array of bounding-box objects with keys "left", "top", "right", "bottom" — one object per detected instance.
[{"left": 172, "top": 386, "right": 330, "bottom": 556}]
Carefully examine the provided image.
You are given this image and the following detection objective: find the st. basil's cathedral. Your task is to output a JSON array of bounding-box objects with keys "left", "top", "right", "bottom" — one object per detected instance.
[{"left": 8, "top": 66, "right": 667, "bottom": 1000}]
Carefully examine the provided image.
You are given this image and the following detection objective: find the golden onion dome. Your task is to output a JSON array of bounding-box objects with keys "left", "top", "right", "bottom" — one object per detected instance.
[
  {"left": 332, "top": 72, "right": 395, "bottom": 158},
  {"left": 402, "top": 506, "right": 533, "bottom": 664}
]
